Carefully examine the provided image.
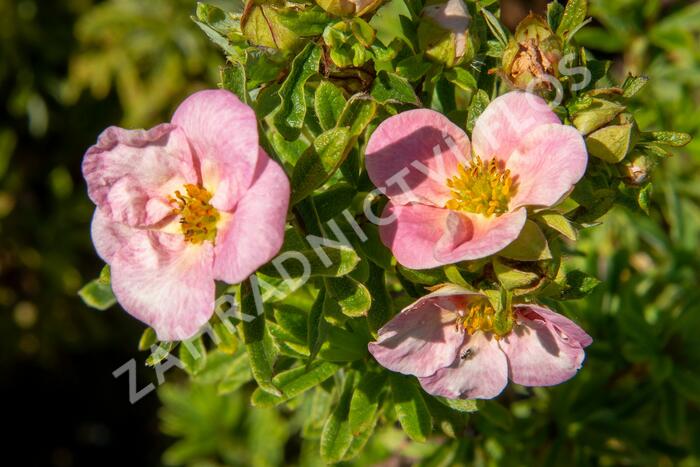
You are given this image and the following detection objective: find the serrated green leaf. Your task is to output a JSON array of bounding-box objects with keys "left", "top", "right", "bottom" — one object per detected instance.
[
  {"left": 179, "top": 337, "right": 207, "bottom": 376},
  {"left": 481, "top": 8, "right": 509, "bottom": 46},
  {"left": 547, "top": 1, "right": 564, "bottom": 31},
  {"left": 444, "top": 67, "right": 477, "bottom": 92},
  {"left": 220, "top": 62, "right": 248, "bottom": 103},
  {"left": 638, "top": 183, "right": 653, "bottom": 214},
  {"left": 622, "top": 74, "right": 649, "bottom": 98},
  {"left": 396, "top": 54, "right": 432, "bottom": 81},
  {"left": 644, "top": 131, "right": 692, "bottom": 147},
  {"left": 437, "top": 397, "right": 479, "bottom": 413},
  {"left": 217, "top": 351, "right": 253, "bottom": 395},
  {"left": 337, "top": 95, "right": 378, "bottom": 136},
  {"left": 558, "top": 270, "right": 601, "bottom": 300},
  {"left": 466, "top": 89, "right": 490, "bottom": 133},
  {"left": 369, "top": 0, "right": 415, "bottom": 50}
]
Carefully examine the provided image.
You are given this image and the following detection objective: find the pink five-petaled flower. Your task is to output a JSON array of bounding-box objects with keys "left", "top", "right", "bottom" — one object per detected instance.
[
  {"left": 365, "top": 91, "right": 587, "bottom": 269},
  {"left": 368, "top": 285, "right": 592, "bottom": 399},
  {"left": 83, "top": 90, "right": 290, "bottom": 341}
]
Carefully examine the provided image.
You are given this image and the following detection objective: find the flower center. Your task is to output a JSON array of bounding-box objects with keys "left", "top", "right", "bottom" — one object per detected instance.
[
  {"left": 170, "top": 184, "right": 220, "bottom": 244},
  {"left": 456, "top": 298, "right": 499, "bottom": 334},
  {"left": 445, "top": 156, "right": 516, "bottom": 217}
]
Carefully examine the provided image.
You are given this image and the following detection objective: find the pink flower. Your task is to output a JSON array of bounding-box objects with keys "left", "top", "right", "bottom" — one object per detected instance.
[
  {"left": 365, "top": 91, "right": 587, "bottom": 269},
  {"left": 368, "top": 285, "right": 592, "bottom": 399},
  {"left": 83, "top": 90, "right": 290, "bottom": 341}
]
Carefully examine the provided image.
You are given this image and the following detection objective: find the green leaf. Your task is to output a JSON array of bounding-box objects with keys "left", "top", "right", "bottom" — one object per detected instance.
[
  {"left": 179, "top": 337, "right": 207, "bottom": 376},
  {"left": 370, "top": 71, "right": 420, "bottom": 106},
  {"left": 192, "top": 14, "right": 238, "bottom": 56},
  {"left": 145, "top": 342, "right": 175, "bottom": 367},
  {"left": 444, "top": 67, "right": 477, "bottom": 92},
  {"left": 217, "top": 350, "right": 253, "bottom": 395},
  {"left": 644, "top": 131, "right": 692, "bottom": 148},
  {"left": 466, "top": 89, "right": 490, "bottom": 133},
  {"left": 277, "top": 5, "right": 332, "bottom": 36},
  {"left": 571, "top": 97, "right": 625, "bottom": 135},
  {"left": 349, "top": 371, "right": 386, "bottom": 435},
  {"left": 586, "top": 123, "right": 637, "bottom": 163},
  {"left": 477, "top": 400, "right": 513, "bottom": 430},
  {"left": 320, "top": 373, "right": 356, "bottom": 463},
  {"left": 558, "top": 270, "right": 601, "bottom": 300},
  {"left": 291, "top": 127, "right": 353, "bottom": 204},
  {"left": 337, "top": 95, "right": 378, "bottom": 136},
  {"left": 259, "top": 245, "right": 360, "bottom": 279},
  {"left": 556, "top": 0, "right": 588, "bottom": 38},
  {"left": 499, "top": 220, "right": 552, "bottom": 261},
  {"left": 369, "top": 0, "right": 415, "bottom": 50},
  {"left": 366, "top": 262, "right": 392, "bottom": 334},
  {"left": 318, "top": 321, "right": 369, "bottom": 362},
  {"left": 138, "top": 328, "right": 158, "bottom": 351},
  {"left": 437, "top": 397, "right": 479, "bottom": 413},
  {"left": 307, "top": 290, "right": 326, "bottom": 364},
  {"left": 547, "top": 1, "right": 565, "bottom": 31},
  {"left": 357, "top": 223, "right": 393, "bottom": 269},
  {"left": 622, "top": 75, "right": 649, "bottom": 98},
  {"left": 397, "top": 265, "right": 445, "bottom": 286},
  {"left": 396, "top": 54, "right": 432, "bottom": 81},
  {"left": 78, "top": 271, "right": 116, "bottom": 311},
  {"left": 220, "top": 62, "right": 248, "bottom": 103},
  {"left": 638, "top": 183, "right": 653, "bottom": 214},
  {"left": 274, "top": 43, "right": 322, "bottom": 140},
  {"left": 390, "top": 374, "right": 432, "bottom": 442},
  {"left": 240, "top": 280, "right": 281, "bottom": 397},
  {"left": 480, "top": 8, "right": 509, "bottom": 47},
  {"left": 314, "top": 81, "right": 347, "bottom": 131},
  {"left": 313, "top": 183, "right": 356, "bottom": 222},
  {"left": 251, "top": 361, "right": 341, "bottom": 407},
  {"left": 326, "top": 276, "right": 372, "bottom": 317},
  {"left": 492, "top": 257, "right": 540, "bottom": 291},
  {"left": 536, "top": 211, "right": 577, "bottom": 241}
]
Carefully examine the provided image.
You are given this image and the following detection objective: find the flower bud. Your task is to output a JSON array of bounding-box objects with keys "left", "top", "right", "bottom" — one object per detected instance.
[
  {"left": 501, "top": 14, "right": 562, "bottom": 91},
  {"left": 621, "top": 152, "right": 655, "bottom": 185},
  {"left": 418, "top": 0, "right": 477, "bottom": 67},
  {"left": 316, "top": 0, "right": 383, "bottom": 17}
]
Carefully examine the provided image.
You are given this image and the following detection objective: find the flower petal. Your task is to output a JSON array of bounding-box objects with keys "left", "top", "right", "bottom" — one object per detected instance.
[
  {"left": 368, "top": 296, "right": 464, "bottom": 378},
  {"left": 365, "top": 109, "right": 470, "bottom": 207},
  {"left": 500, "top": 310, "right": 588, "bottom": 387},
  {"left": 518, "top": 304, "right": 593, "bottom": 348},
  {"left": 507, "top": 123, "right": 588, "bottom": 209},
  {"left": 419, "top": 331, "right": 509, "bottom": 399},
  {"left": 378, "top": 201, "right": 451, "bottom": 269},
  {"left": 82, "top": 124, "right": 197, "bottom": 227},
  {"left": 90, "top": 208, "right": 137, "bottom": 263},
  {"left": 472, "top": 91, "right": 560, "bottom": 162},
  {"left": 213, "top": 151, "right": 289, "bottom": 284},
  {"left": 434, "top": 208, "right": 527, "bottom": 263},
  {"left": 110, "top": 230, "right": 215, "bottom": 341},
  {"left": 171, "top": 89, "right": 260, "bottom": 211}
]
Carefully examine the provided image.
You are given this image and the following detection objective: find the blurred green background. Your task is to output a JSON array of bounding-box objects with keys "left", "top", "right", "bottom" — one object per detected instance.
[{"left": 1, "top": 0, "right": 698, "bottom": 465}]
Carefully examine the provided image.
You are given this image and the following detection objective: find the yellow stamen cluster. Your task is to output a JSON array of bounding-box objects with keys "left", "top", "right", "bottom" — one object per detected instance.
[
  {"left": 445, "top": 156, "right": 517, "bottom": 217},
  {"left": 456, "top": 299, "right": 498, "bottom": 335},
  {"left": 170, "top": 184, "right": 220, "bottom": 244}
]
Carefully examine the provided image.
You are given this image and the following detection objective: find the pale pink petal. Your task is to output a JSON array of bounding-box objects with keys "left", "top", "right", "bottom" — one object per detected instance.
[
  {"left": 82, "top": 124, "right": 197, "bottom": 227},
  {"left": 378, "top": 202, "right": 452, "bottom": 269},
  {"left": 90, "top": 208, "right": 138, "bottom": 263},
  {"left": 499, "top": 311, "right": 588, "bottom": 387},
  {"left": 517, "top": 304, "right": 593, "bottom": 348},
  {"left": 419, "top": 331, "right": 509, "bottom": 399},
  {"left": 171, "top": 89, "right": 260, "bottom": 211},
  {"left": 110, "top": 230, "right": 215, "bottom": 341},
  {"left": 472, "top": 92, "right": 560, "bottom": 163},
  {"left": 368, "top": 297, "right": 464, "bottom": 378},
  {"left": 365, "top": 109, "right": 471, "bottom": 207},
  {"left": 434, "top": 208, "right": 527, "bottom": 263},
  {"left": 213, "top": 151, "right": 289, "bottom": 284},
  {"left": 507, "top": 124, "right": 588, "bottom": 209}
]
